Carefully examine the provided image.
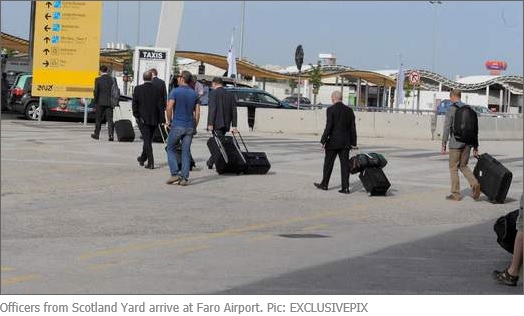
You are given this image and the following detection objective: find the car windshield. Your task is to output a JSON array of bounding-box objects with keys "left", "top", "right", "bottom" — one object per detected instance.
[{"left": 257, "top": 93, "right": 280, "bottom": 105}]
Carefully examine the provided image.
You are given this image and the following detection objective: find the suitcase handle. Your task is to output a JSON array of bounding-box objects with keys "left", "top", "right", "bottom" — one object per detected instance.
[
  {"left": 158, "top": 124, "right": 168, "bottom": 145},
  {"left": 230, "top": 132, "right": 247, "bottom": 164},
  {"left": 232, "top": 131, "right": 249, "bottom": 153}
]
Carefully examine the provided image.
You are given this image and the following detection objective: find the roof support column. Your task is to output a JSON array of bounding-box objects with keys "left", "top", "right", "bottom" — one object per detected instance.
[
  {"left": 499, "top": 89, "right": 503, "bottom": 112},
  {"left": 507, "top": 89, "right": 511, "bottom": 113},
  {"left": 365, "top": 82, "right": 369, "bottom": 107},
  {"left": 340, "top": 77, "right": 344, "bottom": 99},
  {"left": 356, "top": 78, "right": 361, "bottom": 108},
  {"left": 387, "top": 86, "right": 392, "bottom": 108},
  {"left": 485, "top": 85, "right": 490, "bottom": 107}
]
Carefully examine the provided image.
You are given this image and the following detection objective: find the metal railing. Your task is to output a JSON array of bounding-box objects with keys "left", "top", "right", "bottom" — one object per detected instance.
[{"left": 347, "top": 105, "right": 523, "bottom": 118}]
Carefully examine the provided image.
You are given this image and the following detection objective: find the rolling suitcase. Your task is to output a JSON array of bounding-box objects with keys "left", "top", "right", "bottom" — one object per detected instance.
[
  {"left": 158, "top": 124, "right": 195, "bottom": 171},
  {"left": 473, "top": 153, "right": 512, "bottom": 203},
  {"left": 153, "top": 123, "right": 169, "bottom": 143},
  {"left": 113, "top": 106, "right": 135, "bottom": 142},
  {"left": 114, "top": 119, "right": 135, "bottom": 142},
  {"left": 236, "top": 132, "right": 271, "bottom": 175},
  {"left": 359, "top": 167, "right": 391, "bottom": 196},
  {"left": 206, "top": 132, "right": 246, "bottom": 175}
]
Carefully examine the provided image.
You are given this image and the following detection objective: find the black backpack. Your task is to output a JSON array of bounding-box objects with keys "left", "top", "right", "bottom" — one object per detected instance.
[
  {"left": 493, "top": 209, "right": 519, "bottom": 254},
  {"left": 110, "top": 77, "right": 120, "bottom": 108},
  {"left": 452, "top": 104, "right": 478, "bottom": 145}
]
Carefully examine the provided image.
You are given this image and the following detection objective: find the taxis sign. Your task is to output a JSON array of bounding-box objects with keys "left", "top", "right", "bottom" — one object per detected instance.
[{"left": 32, "top": 1, "right": 102, "bottom": 98}]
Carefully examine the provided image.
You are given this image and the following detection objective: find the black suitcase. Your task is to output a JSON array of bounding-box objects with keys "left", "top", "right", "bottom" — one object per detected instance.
[
  {"left": 207, "top": 132, "right": 246, "bottom": 175},
  {"left": 114, "top": 119, "right": 135, "bottom": 142},
  {"left": 359, "top": 167, "right": 391, "bottom": 196},
  {"left": 242, "top": 152, "right": 271, "bottom": 175},
  {"left": 153, "top": 123, "right": 169, "bottom": 143},
  {"left": 157, "top": 125, "right": 195, "bottom": 170},
  {"left": 236, "top": 132, "right": 271, "bottom": 174},
  {"left": 473, "top": 153, "right": 512, "bottom": 203}
]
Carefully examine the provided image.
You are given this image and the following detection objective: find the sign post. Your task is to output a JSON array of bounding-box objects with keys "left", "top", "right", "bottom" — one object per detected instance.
[
  {"left": 408, "top": 70, "right": 421, "bottom": 113},
  {"left": 32, "top": 1, "right": 102, "bottom": 125},
  {"left": 295, "top": 45, "right": 304, "bottom": 110}
]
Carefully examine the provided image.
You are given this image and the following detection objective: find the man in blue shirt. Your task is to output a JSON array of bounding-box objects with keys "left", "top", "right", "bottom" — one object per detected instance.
[{"left": 165, "top": 71, "right": 200, "bottom": 186}]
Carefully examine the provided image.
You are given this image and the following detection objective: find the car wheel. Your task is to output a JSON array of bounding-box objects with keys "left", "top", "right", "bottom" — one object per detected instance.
[{"left": 25, "top": 102, "right": 45, "bottom": 120}]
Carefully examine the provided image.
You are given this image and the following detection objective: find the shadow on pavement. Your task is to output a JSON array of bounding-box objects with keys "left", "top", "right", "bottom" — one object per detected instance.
[{"left": 216, "top": 220, "right": 522, "bottom": 295}]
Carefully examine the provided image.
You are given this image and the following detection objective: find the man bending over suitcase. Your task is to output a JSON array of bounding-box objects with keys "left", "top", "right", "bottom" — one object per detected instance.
[
  {"left": 165, "top": 71, "right": 200, "bottom": 186},
  {"left": 441, "top": 88, "right": 481, "bottom": 201}
]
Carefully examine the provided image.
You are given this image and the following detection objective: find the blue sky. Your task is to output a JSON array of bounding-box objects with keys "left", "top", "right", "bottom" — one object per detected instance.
[{"left": 1, "top": 1, "right": 522, "bottom": 78}]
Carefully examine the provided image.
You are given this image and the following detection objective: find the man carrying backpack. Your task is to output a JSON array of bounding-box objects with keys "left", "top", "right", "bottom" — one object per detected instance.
[{"left": 441, "top": 88, "right": 481, "bottom": 201}]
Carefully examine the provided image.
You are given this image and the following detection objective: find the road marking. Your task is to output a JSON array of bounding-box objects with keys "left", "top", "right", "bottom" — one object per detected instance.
[
  {"left": 249, "top": 234, "right": 274, "bottom": 242},
  {"left": 179, "top": 245, "right": 209, "bottom": 255},
  {"left": 1, "top": 158, "right": 129, "bottom": 166},
  {"left": 301, "top": 224, "right": 329, "bottom": 232},
  {"left": 0, "top": 266, "right": 16, "bottom": 272},
  {"left": 1, "top": 274, "right": 41, "bottom": 286},
  {"left": 78, "top": 190, "right": 435, "bottom": 261}
]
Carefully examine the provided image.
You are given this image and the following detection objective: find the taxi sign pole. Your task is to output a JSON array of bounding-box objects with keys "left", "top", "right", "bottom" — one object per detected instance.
[
  {"left": 38, "top": 97, "right": 42, "bottom": 122},
  {"left": 83, "top": 99, "right": 88, "bottom": 126}
]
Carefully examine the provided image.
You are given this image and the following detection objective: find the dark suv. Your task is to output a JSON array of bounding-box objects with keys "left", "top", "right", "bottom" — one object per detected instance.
[{"left": 225, "top": 87, "right": 296, "bottom": 109}]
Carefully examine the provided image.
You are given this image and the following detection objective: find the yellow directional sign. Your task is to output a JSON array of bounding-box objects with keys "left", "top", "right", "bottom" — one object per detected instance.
[{"left": 32, "top": 1, "right": 102, "bottom": 97}]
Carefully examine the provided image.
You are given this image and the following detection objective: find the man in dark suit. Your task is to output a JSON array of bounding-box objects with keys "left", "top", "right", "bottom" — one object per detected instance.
[
  {"left": 206, "top": 77, "right": 238, "bottom": 169},
  {"left": 150, "top": 68, "right": 167, "bottom": 111},
  {"left": 314, "top": 91, "right": 357, "bottom": 194},
  {"left": 91, "top": 65, "right": 115, "bottom": 141},
  {"left": 132, "top": 70, "right": 164, "bottom": 169}
]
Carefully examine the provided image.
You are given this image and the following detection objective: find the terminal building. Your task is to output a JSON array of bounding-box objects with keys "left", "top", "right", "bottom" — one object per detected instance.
[{"left": 2, "top": 31, "right": 522, "bottom": 114}]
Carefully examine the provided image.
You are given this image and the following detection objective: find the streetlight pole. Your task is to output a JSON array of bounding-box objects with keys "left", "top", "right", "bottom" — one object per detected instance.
[
  {"left": 116, "top": 2, "right": 119, "bottom": 44},
  {"left": 137, "top": 1, "right": 141, "bottom": 46},
  {"left": 239, "top": 1, "right": 245, "bottom": 61},
  {"left": 429, "top": 1, "right": 442, "bottom": 73}
]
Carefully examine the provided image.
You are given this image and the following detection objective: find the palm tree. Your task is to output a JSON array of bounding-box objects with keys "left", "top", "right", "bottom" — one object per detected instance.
[
  {"left": 288, "top": 78, "right": 298, "bottom": 96},
  {"left": 309, "top": 62, "right": 323, "bottom": 105}
]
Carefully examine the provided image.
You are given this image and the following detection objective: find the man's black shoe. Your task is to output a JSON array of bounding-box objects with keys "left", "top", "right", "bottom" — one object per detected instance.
[
  {"left": 90, "top": 134, "right": 99, "bottom": 140},
  {"left": 108, "top": 137, "right": 114, "bottom": 142},
  {"left": 137, "top": 157, "right": 145, "bottom": 166},
  {"left": 207, "top": 162, "right": 213, "bottom": 169},
  {"left": 338, "top": 188, "right": 350, "bottom": 194},
  {"left": 314, "top": 183, "right": 328, "bottom": 190},
  {"left": 144, "top": 164, "right": 154, "bottom": 169}
]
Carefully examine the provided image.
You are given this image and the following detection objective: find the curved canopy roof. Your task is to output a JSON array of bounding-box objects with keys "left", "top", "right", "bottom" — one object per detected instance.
[
  {"left": 175, "top": 50, "right": 397, "bottom": 86},
  {"left": 1, "top": 32, "right": 30, "bottom": 54}
]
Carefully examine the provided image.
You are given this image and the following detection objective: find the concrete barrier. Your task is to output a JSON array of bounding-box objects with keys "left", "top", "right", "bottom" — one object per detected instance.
[{"left": 251, "top": 108, "right": 523, "bottom": 141}]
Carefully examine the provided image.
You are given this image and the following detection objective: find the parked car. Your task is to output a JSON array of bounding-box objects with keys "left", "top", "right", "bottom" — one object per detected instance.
[
  {"left": 225, "top": 87, "right": 296, "bottom": 109},
  {"left": 471, "top": 105, "right": 502, "bottom": 118},
  {"left": 282, "top": 96, "right": 312, "bottom": 106},
  {"left": 7, "top": 72, "right": 31, "bottom": 110},
  {"left": 10, "top": 73, "right": 131, "bottom": 121}
]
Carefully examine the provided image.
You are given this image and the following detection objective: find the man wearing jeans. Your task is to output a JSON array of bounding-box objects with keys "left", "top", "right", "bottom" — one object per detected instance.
[
  {"left": 441, "top": 88, "right": 481, "bottom": 201},
  {"left": 165, "top": 71, "right": 200, "bottom": 186}
]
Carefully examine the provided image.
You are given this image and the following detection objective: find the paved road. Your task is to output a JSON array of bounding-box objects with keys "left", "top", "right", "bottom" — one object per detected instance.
[{"left": 1, "top": 118, "right": 522, "bottom": 294}]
